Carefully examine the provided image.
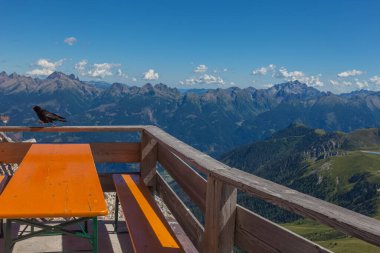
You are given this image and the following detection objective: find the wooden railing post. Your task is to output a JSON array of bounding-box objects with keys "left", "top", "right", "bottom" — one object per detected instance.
[
  {"left": 140, "top": 130, "right": 158, "bottom": 187},
  {"left": 203, "top": 174, "right": 237, "bottom": 253}
]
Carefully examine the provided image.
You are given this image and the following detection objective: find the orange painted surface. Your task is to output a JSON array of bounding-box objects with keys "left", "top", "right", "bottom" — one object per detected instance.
[
  {"left": 122, "top": 174, "right": 179, "bottom": 248},
  {"left": 0, "top": 175, "right": 4, "bottom": 182},
  {"left": 0, "top": 144, "right": 108, "bottom": 218}
]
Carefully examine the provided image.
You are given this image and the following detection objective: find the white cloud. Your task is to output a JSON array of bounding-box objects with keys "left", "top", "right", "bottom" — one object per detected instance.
[
  {"left": 263, "top": 83, "right": 274, "bottom": 88},
  {"left": 274, "top": 67, "right": 323, "bottom": 87},
  {"left": 132, "top": 77, "right": 137, "bottom": 82},
  {"left": 223, "top": 68, "right": 228, "bottom": 72},
  {"left": 143, "top": 69, "right": 159, "bottom": 80},
  {"left": 275, "top": 67, "right": 304, "bottom": 79},
  {"left": 74, "top": 59, "right": 88, "bottom": 75},
  {"left": 369, "top": 76, "right": 380, "bottom": 85},
  {"left": 64, "top": 37, "right": 77, "bottom": 46},
  {"left": 355, "top": 79, "right": 368, "bottom": 89},
  {"left": 200, "top": 74, "right": 225, "bottom": 85},
  {"left": 304, "top": 75, "right": 324, "bottom": 87},
  {"left": 193, "top": 64, "right": 208, "bottom": 73},
  {"left": 182, "top": 74, "right": 225, "bottom": 86},
  {"left": 183, "top": 78, "right": 197, "bottom": 85},
  {"left": 329, "top": 80, "right": 352, "bottom": 87},
  {"left": 88, "top": 63, "right": 120, "bottom": 78},
  {"left": 75, "top": 60, "right": 120, "bottom": 78},
  {"left": 26, "top": 58, "right": 64, "bottom": 76},
  {"left": 252, "top": 64, "right": 276, "bottom": 75},
  {"left": 337, "top": 69, "right": 363, "bottom": 77},
  {"left": 117, "top": 69, "right": 128, "bottom": 78}
]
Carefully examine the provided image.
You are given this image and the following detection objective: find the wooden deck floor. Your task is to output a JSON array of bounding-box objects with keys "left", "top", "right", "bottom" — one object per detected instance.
[{"left": 0, "top": 220, "right": 134, "bottom": 253}]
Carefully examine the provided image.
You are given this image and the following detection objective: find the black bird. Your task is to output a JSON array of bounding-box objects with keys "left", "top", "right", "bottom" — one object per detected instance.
[{"left": 33, "top": 106, "right": 67, "bottom": 125}]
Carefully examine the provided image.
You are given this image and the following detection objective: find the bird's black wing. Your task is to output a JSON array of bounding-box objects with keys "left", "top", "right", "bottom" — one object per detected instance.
[{"left": 43, "top": 110, "right": 67, "bottom": 122}]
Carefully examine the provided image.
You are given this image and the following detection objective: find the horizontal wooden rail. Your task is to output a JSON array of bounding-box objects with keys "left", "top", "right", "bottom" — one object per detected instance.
[
  {"left": 156, "top": 173, "right": 204, "bottom": 252},
  {"left": 0, "top": 142, "right": 141, "bottom": 163},
  {"left": 0, "top": 125, "right": 144, "bottom": 132},
  {"left": 156, "top": 141, "right": 331, "bottom": 253},
  {"left": 90, "top": 142, "right": 140, "bottom": 163},
  {"left": 157, "top": 145, "right": 207, "bottom": 212},
  {"left": 144, "top": 125, "right": 380, "bottom": 247},
  {"left": 0, "top": 142, "right": 32, "bottom": 163},
  {"left": 235, "top": 206, "right": 332, "bottom": 253},
  {"left": 1, "top": 125, "right": 379, "bottom": 250}
]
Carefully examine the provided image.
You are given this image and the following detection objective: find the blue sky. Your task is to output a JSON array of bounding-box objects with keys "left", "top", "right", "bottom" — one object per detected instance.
[{"left": 1, "top": 0, "right": 380, "bottom": 92}]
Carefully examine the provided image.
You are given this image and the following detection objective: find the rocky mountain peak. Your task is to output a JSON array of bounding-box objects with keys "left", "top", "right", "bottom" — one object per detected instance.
[
  {"left": 47, "top": 71, "right": 72, "bottom": 80},
  {"left": 8, "top": 72, "right": 19, "bottom": 79},
  {"left": 0, "top": 71, "right": 7, "bottom": 77}
]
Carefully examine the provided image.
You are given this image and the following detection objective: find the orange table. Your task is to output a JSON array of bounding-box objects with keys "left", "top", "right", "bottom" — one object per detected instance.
[{"left": 0, "top": 144, "right": 108, "bottom": 253}]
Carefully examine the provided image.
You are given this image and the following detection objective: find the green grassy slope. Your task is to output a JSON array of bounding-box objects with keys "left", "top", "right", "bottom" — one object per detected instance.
[
  {"left": 221, "top": 124, "right": 380, "bottom": 251},
  {"left": 283, "top": 220, "right": 380, "bottom": 253}
]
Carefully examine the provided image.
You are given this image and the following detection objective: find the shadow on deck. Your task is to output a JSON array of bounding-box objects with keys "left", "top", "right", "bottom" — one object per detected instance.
[{"left": 0, "top": 220, "right": 133, "bottom": 253}]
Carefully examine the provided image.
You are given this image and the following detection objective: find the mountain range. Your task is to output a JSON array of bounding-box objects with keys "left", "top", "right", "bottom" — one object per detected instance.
[
  {"left": 221, "top": 123, "right": 380, "bottom": 222},
  {"left": 2, "top": 71, "right": 380, "bottom": 155}
]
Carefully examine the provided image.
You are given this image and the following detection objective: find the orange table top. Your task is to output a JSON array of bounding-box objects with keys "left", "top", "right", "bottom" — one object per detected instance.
[{"left": 0, "top": 144, "right": 108, "bottom": 218}]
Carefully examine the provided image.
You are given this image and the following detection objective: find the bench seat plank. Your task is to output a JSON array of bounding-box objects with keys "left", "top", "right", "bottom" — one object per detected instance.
[{"left": 113, "top": 174, "right": 184, "bottom": 253}]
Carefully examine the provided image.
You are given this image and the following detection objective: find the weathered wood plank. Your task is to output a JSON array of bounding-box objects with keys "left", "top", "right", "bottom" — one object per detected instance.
[
  {"left": 140, "top": 131, "right": 158, "bottom": 187},
  {"left": 158, "top": 144, "right": 207, "bottom": 212},
  {"left": 144, "top": 125, "right": 380, "bottom": 247},
  {"left": 156, "top": 173, "right": 204, "bottom": 252},
  {"left": 98, "top": 174, "right": 115, "bottom": 192},
  {"left": 90, "top": 142, "right": 140, "bottom": 163},
  {"left": 0, "top": 142, "right": 141, "bottom": 163},
  {"left": 0, "top": 175, "right": 10, "bottom": 194},
  {"left": 235, "top": 206, "right": 332, "bottom": 253},
  {"left": 0, "top": 142, "right": 32, "bottom": 163},
  {"left": 0, "top": 125, "right": 144, "bottom": 133},
  {"left": 113, "top": 174, "right": 185, "bottom": 252},
  {"left": 203, "top": 175, "right": 237, "bottom": 253}
]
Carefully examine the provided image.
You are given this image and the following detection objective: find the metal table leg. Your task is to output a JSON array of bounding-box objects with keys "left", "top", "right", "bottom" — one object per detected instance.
[
  {"left": 0, "top": 218, "right": 3, "bottom": 238},
  {"left": 4, "top": 219, "right": 12, "bottom": 253},
  {"left": 114, "top": 195, "right": 119, "bottom": 233},
  {"left": 92, "top": 217, "right": 98, "bottom": 253},
  {"left": 4, "top": 217, "right": 99, "bottom": 252}
]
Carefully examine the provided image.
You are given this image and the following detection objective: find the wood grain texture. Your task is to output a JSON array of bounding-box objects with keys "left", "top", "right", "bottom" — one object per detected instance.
[
  {"left": 0, "top": 142, "right": 141, "bottom": 163},
  {"left": 0, "top": 175, "right": 10, "bottom": 194},
  {"left": 140, "top": 131, "right": 158, "bottom": 187},
  {"left": 0, "top": 144, "right": 108, "bottom": 218},
  {"left": 144, "top": 125, "right": 380, "bottom": 247},
  {"left": 90, "top": 142, "right": 140, "bottom": 163},
  {"left": 113, "top": 174, "right": 185, "bottom": 253},
  {"left": 0, "top": 125, "right": 145, "bottom": 132},
  {"left": 156, "top": 173, "right": 204, "bottom": 252},
  {"left": 0, "top": 142, "right": 32, "bottom": 163},
  {"left": 203, "top": 175, "right": 237, "bottom": 253},
  {"left": 158, "top": 144, "right": 207, "bottom": 212},
  {"left": 235, "top": 206, "right": 332, "bottom": 253}
]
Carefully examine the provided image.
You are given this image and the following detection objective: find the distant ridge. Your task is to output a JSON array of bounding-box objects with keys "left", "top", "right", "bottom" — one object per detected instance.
[
  {"left": 221, "top": 124, "right": 380, "bottom": 222},
  {"left": 2, "top": 71, "right": 380, "bottom": 155}
]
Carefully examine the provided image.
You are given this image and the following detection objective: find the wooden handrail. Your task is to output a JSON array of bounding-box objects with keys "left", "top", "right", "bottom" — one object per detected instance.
[
  {"left": 144, "top": 125, "right": 380, "bottom": 247},
  {"left": 0, "top": 125, "right": 379, "bottom": 250},
  {"left": 0, "top": 142, "right": 141, "bottom": 163},
  {"left": 0, "top": 125, "right": 145, "bottom": 132}
]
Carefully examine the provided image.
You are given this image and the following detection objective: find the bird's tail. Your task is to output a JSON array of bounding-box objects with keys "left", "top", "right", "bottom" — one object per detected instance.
[{"left": 57, "top": 117, "right": 67, "bottom": 122}]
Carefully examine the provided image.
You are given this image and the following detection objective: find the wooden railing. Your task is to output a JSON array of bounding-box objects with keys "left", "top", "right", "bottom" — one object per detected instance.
[{"left": 1, "top": 125, "right": 380, "bottom": 253}]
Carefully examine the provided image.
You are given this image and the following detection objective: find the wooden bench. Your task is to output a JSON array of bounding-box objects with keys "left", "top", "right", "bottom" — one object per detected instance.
[
  {"left": 0, "top": 174, "right": 10, "bottom": 238},
  {"left": 113, "top": 174, "right": 184, "bottom": 253}
]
